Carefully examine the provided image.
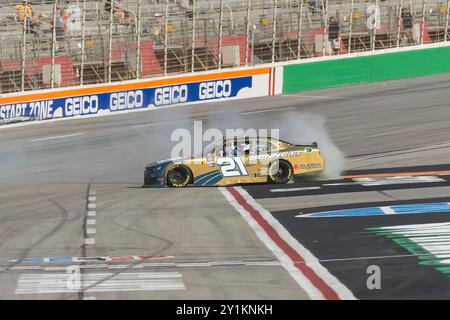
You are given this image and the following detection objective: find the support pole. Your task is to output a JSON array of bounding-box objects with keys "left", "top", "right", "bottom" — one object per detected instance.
[
  {"left": 245, "top": 0, "right": 251, "bottom": 66},
  {"left": 191, "top": 0, "right": 196, "bottom": 72},
  {"left": 108, "top": 0, "right": 114, "bottom": 82},
  {"left": 348, "top": 0, "right": 354, "bottom": 53},
  {"left": 20, "top": 0, "right": 29, "bottom": 91},
  {"left": 136, "top": 0, "right": 142, "bottom": 79},
  {"left": 445, "top": 0, "right": 450, "bottom": 42},
  {"left": 297, "top": 0, "right": 303, "bottom": 59},
  {"left": 272, "top": 0, "right": 277, "bottom": 63},
  {"left": 396, "top": 0, "right": 403, "bottom": 48},
  {"left": 51, "top": 2, "right": 57, "bottom": 88},
  {"left": 372, "top": 0, "right": 378, "bottom": 52},
  {"left": 80, "top": 0, "right": 86, "bottom": 85},
  {"left": 164, "top": 0, "right": 169, "bottom": 76},
  {"left": 218, "top": 0, "right": 224, "bottom": 69}
]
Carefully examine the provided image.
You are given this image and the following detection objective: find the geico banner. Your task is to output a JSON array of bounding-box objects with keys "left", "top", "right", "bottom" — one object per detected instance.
[{"left": 0, "top": 67, "right": 281, "bottom": 122}]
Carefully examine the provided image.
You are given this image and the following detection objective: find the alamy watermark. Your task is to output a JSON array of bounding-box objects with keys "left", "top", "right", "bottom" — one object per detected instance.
[
  {"left": 366, "top": 265, "right": 381, "bottom": 290},
  {"left": 170, "top": 120, "right": 280, "bottom": 165}
]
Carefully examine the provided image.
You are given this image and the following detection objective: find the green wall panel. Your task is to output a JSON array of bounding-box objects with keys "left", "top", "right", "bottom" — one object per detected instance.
[{"left": 283, "top": 46, "right": 450, "bottom": 93}]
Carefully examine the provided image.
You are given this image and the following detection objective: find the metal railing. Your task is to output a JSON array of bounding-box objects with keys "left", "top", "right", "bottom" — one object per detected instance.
[{"left": 0, "top": 0, "right": 449, "bottom": 94}]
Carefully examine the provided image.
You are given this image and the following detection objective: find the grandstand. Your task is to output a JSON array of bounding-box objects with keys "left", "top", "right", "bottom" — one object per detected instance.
[{"left": 0, "top": 0, "right": 449, "bottom": 94}]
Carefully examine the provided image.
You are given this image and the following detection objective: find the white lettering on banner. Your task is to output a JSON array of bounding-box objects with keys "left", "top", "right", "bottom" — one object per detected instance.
[
  {"left": 155, "top": 86, "right": 188, "bottom": 106},
  {"left": 0, "top": 103, "right": 27, "bottom": 119},
  {"left": 30, "top": 100, "right": 53, "bottom": 120},
  {"left": 110, "top": 90, "right": 143, "bottom": 111},
  {"left": 65, "top": 96, "right": 98, "bottom": 116},
  {"left": 199, "top": 80, "right": 232, "bottom": 100}
]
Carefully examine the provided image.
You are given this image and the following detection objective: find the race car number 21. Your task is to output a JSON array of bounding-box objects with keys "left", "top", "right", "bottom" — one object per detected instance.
[{"left": 217, "top": 157, "right": 248, "bottom": 177}]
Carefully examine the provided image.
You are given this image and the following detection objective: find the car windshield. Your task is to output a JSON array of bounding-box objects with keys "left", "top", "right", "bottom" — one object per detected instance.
[{"left": 205, "top": 139, "right": 272, "bottom": 157}]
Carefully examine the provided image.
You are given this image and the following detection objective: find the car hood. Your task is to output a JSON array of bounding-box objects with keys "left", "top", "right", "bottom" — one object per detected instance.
[{"left": 145, "top": 155, "right": 202, "bottom": 169}]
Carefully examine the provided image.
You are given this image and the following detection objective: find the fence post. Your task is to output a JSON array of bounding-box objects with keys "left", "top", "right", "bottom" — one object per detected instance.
[
  {"left": 372, "top": 0, "right": 378, "bottom": 52},
  {"left": 136, "top": 0, "right": 142, "bottom": 79},
  {"left": 420, "top": 0, "right": 427, "bottom": 45},
  {"left": 396, "top": 0, "right": 403, "bottom": 48},
  {"left": 80, "top": 0, "right": 86, "bottom": 85},
  {"left": 297, "top": 0, "right": 303, "bottom": 59},
  {"left": 272, "top": 0, "right": 277, "bottom": 63},
  {"left": 191, "top": 0, "right": 196, "bottom": 72},
  {"left": 245, "top": 0, "right": 251, "bottom": 66},
  {"left": 446, "top": 0, "right": 450, "bottom": 42},
  {"left": 51, "top": 2, "right": 57, "bottom": 89},
  {"left": 108, "top": 0, "right": 114, "bottom": 82},
  {"left": 348, "top": 0, "right": 354, "bottom": 53},
  {"left": 20, "top": 0, "right": 30, "bottom": 91},
  {"left": 218, "top": 0, "right": 224, "bottom": 69},
  {"left": 164, "top": 0, "right": 169, "bottom": 76},
  {"left": 322, "top": 0, "right": 329, "bottom": 55}
]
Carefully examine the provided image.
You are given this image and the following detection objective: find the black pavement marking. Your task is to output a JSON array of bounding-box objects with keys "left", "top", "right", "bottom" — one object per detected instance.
[
  {"left": 244, "top": 176, "right": 450, "bottom": 199},
  {"left": 276, "top": 197, "right": 450, "bottom": 216},
  {"left": 271, "top": 209, "right": 450, "bottom": 299},
  {"left": 343, "top": 163, "right": 450, "bottom": 176}
]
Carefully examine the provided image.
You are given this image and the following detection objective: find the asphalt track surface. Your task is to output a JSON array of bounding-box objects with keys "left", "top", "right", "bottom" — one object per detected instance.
[{"left": 1, "top": 73, "right": 450, "bottom": 299}]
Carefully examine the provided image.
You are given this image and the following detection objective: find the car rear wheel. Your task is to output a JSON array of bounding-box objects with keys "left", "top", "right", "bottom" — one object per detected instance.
[
  {"left": 268, "top": 160, "right": 293, "bottom": 184},
  {"left": 166, "top": 165, "right": 192, "bottom": 188}
]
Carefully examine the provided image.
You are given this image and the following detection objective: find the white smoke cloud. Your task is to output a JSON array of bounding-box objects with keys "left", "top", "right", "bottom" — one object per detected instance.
[{"left": 200, "top": 109, "right": 345, "bottom": 179}]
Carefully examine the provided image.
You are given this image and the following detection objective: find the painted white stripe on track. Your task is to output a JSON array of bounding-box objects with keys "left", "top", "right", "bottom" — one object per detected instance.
[
  {"left": 270, "top": 187, "right": 321, "bottom": 193},
  {"left": 380, "top": 206, "right": 396, "bottom": 214},
  {"left": 85, "top": 238, "right": 96, "bottom": 245},
  {"left": 241, "top": 107, "right": 295, "bottom": 115},
  {"left": 30, "top": 133, "right": 84, "bottom": 142},
  {"left": 15, "top": 272, "right": 185, "bottom": 294}
]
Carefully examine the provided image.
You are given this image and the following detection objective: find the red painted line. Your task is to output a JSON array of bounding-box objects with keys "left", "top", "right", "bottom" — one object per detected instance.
[
  {"left": 268, "top": 68, "right": 272, "bottom": 96},
  {"left": 110, "top": 256, "right": 134, "bottom": 261},
  {"left": 138, "top": 256, "right": 171, "bottom": 261},
  {"left": 272, "top": 67, "right": 276, "bottom": 96},
  {"left": 227, "top": 187, "right": 340, "bottom": 300}
]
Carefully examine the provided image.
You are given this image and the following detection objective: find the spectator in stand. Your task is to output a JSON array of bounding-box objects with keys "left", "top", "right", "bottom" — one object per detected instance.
[
  {"left": 105, "top": 0, "right": 135, "bottom": 24},
  {"left": 51, "top": 7, "right": 68, "bottom": 51},
  {"left": 308, "top": 0, "right": 321, "bottom": 14},
  {"left": 15, "top": 0, "right": 32, "bottom": 23},
  {"left": 328, "top": 16, "right": 340, "bottom": 54},
  {"left": 147, "top": 12, "right": 165, "bottom": 43},
  {"left": 401, "top": 7, "right": 414, "bottom": 44},
  {"left": 14, "top": 0, "right": 40, "bottom": 35}
]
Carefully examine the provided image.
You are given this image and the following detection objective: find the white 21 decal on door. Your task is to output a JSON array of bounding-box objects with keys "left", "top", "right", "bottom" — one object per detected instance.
[{"left": 217, "top": 157, "right": 248, "bottom": 177}]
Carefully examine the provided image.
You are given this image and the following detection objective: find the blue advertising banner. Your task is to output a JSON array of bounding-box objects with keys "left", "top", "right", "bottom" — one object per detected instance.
[{"left": 0, "top": 76, "right": 253, "bottom": 122}]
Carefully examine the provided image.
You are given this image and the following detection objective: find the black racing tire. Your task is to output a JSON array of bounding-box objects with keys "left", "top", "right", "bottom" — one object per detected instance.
[
  {"left": 268, "top": 160, "right": 293, "bottom": 184},
  {"left": 166, "top": 165, "right": 192, "bottom": 188}
]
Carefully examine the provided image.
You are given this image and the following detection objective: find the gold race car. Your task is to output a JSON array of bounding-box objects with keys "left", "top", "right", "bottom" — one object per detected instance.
[{"left": 144, "top": 137, "right": 324, "bottom": 187}]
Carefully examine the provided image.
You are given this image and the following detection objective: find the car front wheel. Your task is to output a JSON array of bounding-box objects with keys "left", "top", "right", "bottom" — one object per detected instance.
[{"left": 166, "top": 165, "right": 192, "bottom": 188}]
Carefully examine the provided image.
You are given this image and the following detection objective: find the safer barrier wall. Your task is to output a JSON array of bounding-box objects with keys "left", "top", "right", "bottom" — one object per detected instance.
[
  {"left": 283, "top": 45, "right": 450, "bottom": 94},
  {"left": 0, "top": 66, "right": 282, "bottom": 124}
]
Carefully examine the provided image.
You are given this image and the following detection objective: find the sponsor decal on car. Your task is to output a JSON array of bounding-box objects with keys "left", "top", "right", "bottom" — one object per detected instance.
[{"left": 248, "top": 150, "right": 302, "bottom": 161}]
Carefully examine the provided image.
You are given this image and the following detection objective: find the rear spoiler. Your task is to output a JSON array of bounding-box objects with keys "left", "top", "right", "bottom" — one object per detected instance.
[{"left": 294, "top": 142, "right": 318, "bottom": 148}]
